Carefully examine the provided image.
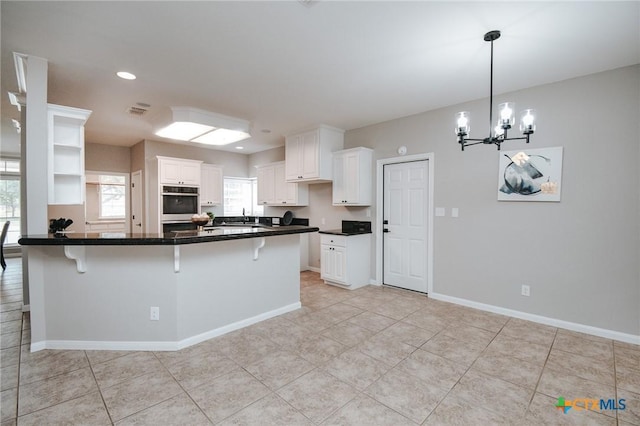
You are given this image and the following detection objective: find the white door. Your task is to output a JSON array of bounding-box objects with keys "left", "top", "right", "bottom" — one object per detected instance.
[
  {"left": 131, "top": 170, "right": 144, "bottom": 232},
  {"left": 383, "top": 160, "right": 428, "bottom": 292}
]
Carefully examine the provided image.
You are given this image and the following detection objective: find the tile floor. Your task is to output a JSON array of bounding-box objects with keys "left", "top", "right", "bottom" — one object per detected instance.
[{"left": 1, "top": 257, "right": 639, "bottom": 425}]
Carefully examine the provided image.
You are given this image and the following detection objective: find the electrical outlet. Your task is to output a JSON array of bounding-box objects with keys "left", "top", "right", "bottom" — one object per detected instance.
[
  {"left": 521, "top": 285, "right": 530, "bottom": 297},
  {"left": 150, "top": 306, "right": 160, "bottom": 321}
]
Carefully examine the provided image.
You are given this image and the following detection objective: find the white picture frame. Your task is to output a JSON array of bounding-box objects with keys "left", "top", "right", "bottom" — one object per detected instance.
[{"left": 497, "top": 147, "right": 563, "bottom": 202}]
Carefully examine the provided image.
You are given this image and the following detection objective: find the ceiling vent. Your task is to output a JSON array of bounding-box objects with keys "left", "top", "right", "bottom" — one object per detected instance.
[{"left": 127, "top": 105, "right": 148, "bottom": 116}]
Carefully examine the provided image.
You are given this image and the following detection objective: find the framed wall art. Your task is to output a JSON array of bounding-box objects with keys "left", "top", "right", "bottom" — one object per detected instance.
[{"left": 497, "top": 147, "right": 563, "bottom": 202}]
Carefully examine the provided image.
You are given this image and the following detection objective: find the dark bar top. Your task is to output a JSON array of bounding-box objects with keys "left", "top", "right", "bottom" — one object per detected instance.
[{"left": 18, "top": 225, "right": 318, "bottom": 246}]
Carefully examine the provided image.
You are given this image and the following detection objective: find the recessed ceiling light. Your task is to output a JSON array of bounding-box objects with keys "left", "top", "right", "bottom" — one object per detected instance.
[
  {"left": 235, "top": 146, "right": 244, "bottom": 150},
  {"left": 116, "top": 71, "right": 136, "bottom": 80}
]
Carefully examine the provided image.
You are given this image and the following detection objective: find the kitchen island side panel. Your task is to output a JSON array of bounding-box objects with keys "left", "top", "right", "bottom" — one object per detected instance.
[
  {"left": 39, "top": 245, "right": 179, "bottom": 344},
  {"left": 176, "top": 234, "right": 300, "bottom": 340}
]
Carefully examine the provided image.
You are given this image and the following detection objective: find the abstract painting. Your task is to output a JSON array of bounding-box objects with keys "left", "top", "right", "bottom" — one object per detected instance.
[{"left": 497, "top": 147, "right": 563, "bottom": 202}]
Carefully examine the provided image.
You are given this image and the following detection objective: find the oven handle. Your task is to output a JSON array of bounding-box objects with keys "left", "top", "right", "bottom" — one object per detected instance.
[{"left": 162, "top": 192, "right": 198, "bottom": 196}]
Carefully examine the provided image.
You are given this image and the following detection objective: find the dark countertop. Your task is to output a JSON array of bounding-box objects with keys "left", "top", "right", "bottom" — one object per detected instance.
[
  {"left": 319, "top": 229, "right": 372, "bottom": 236},
  {"left": 19, "top": 225, "right": 318, "bottom": 246}
]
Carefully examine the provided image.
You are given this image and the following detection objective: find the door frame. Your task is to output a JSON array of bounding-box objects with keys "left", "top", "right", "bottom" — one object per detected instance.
[{"left": 375, "top": 152, "right": 434, "bottom": 293}]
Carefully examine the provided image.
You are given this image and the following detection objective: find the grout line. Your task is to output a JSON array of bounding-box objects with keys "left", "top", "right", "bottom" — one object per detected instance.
[{"left": 85, "top": 350, "right": 115, "bottom": 425}]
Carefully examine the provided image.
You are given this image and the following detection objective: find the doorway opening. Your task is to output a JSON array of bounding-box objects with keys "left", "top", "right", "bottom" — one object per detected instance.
[{"left": 376, "top": 153, "right": 434, "bottom": 293}]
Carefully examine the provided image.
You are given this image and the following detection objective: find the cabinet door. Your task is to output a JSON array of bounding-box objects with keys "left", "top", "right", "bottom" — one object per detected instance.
[
  {"left": 333, "top": 246, "right": 347, "bottom": 284},
  {"left": 180, "top": 162, "right": 201, "bottom": 186},
  {"left": 201, "top": 165, "right": 222, "bottom": 205},
  {"left": 285, "top": 137, "right": 301, "bottom": 180},
  {"left": 274, "top": 163, "right": 287, "bottom": 204},
  {"left": 300, "top": 130, "right": 319, "bottom": 178},
  {"left": 332, "top": 154, "right": 345, "bottom": 204},
  {"left": 257, "top": 165, "right": 275, "bottom": 205},
  {"left": 160, "top": 160, "right": 181, "bottom": 184},
  {"left": 343, "top": 151, "right": 360, "bottom": 203},
  {"left": 321, "top": 244, "right": 335, "bottom": 281}
]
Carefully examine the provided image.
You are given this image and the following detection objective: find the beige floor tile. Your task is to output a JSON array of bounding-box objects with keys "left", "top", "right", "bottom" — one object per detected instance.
[
  {"left": 346, "top": 311, "right": 396, "bottom": 333},
  {"left": 92, "top": 351, "right": 165, "bottom": 389},
  {"left": 523, "top": 392, "right": 616, "bottom": 425},
  {"left": 0, "top": 311, "right": 21, "bottom": 323},
  {"left": 616, "top": 346, "right": 640, "bottom": 370},
  {"left": 0, "top": 388, "right": 17, "bottom": 422},
  {"left": 553, "top": 332, "right": 614, "bottom": 362},
  {"left": 187, "top": 369, "right": 270, "bottom": 423},
  {"left": 320, "top": 322, "right": 375, "bottom": 347},
  {"left": 400, "top": 309, "right": 451, "bottom": 332},
  {"left": 245, "top": 350, "right": 314, "bottom": 390},
  {"left": 323, "top": 394, "right": 415, "bottom": 426},
  {"left": 288, "top": 334, "right": 347, "bottom": 365},
  {"left": 365, "top": 367, "right": 447, "bottom": 424},
  {"left": 618, "top": 364, "right": 640, "bottom": 394},
  {"left": 446, "top": 370, "right": 532, "bottom": 419},
  {"left": 615, "top": 340, "right": 640, "bottom": 352},
  {"left": 469, "top": 352, "right": 542, "bottom": 390},
  {"left": 101, "top": 370, "right": 183, "bottom": 422},
  {"left": 424, "top": 392, "right": 513, "bottom": 425},
  {"left": 166, "top": 351, "right": 239, "bottom": 390},
  {"left": 17, "top": 392, "right": 111, "bottom": 426},
  {"left": 484, "top": 333, "right": 551, "bottom": 365},
  {"left": 396, "top": 348, "right": 466, "bottom": 391},
  {"left": 376, "top": 321, "right": 438, "bottom": 348},
  {"left": 420, "top": 332, "right": 487, "bottom": 367},
  {"left": 0, "top": 364, "right": 18, "bottom": 392},
  {"left": 0, "top": 320, "right": 21, "bottom": 336},
  {"left": 0, "top": 331, "right": 20, "bottom": 349},
  {"left": 499, "top": 317, "right": 557, "bottom": 346},
  {"left": 366, "top": 300, "right": 423, "bottom": 321},
  {"left": 537, "top": 366, "right": 616, "bottom": 418},
  {"left": 0, "top": 346, "right": 19, "bottom": 368},
  {"left": 17, "top": 367, "right": 98, "bottom": 416},
  {"left": 357, "top": 334, "right": 416, "bottom": 367},
  {"left": 115, "top": 393, "right": 211, "bottom": 426},
  {"left": 85, "top": 350, "right": 137, "bottom": 366},
  {"left": 315, "top": 302, "right": 364, "bottom": 323},
  {"left": 546, "top": 348, "right": 615, "bottom": 386},
  {"left": 219, "top": 393, "right": 313, "bottom": 426},
  {"left": 440, "top": 322, "right": 497, "bottom": 347},
  {"left": 455, "top": 309, "right": 509, "bottom": 333},
  {"left": 155, "top": 340, "right": 222, "bottom": 369},
  {"left": 322, "top": 348, "right": 390, "bottom": 391},
  {"left": 617, "top": 388, "right": 640, "bottom": 425},
  {"left": 218, "top": 332, "right": 282, "bottom": 367},
  {"left": 277, "top": 370, "right": 356, "bottom": 424}
]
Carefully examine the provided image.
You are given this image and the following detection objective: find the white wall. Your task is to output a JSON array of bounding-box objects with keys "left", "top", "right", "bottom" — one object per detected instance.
[{"left": 345, "top": 65, "right": 640, "bottom": 336}]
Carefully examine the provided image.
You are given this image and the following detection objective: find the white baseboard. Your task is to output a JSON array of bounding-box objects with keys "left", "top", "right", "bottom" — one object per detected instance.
[
  {"left": 22, "top": 304, "right": 30, "bottom": 312},
  {"left": 29, "top": 302, "right": 302, "bottom": 352},
  {"left": 307, "top": 266, "right": 321, "bottom": 273},
  {"left": 429, "top": 292, "right": 640, "bottom": 345}
]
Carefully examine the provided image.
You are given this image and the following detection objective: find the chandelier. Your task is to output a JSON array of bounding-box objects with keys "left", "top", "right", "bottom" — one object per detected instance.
[{"left": 456, "top": 30, "right": 536, "bottom": 151}]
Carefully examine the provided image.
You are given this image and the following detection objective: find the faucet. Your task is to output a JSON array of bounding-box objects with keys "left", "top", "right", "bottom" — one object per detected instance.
[{"left": 242, "top": 208, "right": 247, "bottom": 223}]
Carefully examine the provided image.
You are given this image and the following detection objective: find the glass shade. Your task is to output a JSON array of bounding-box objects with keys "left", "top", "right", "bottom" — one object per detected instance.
[
  {"left": 494, "top": 123, "right": 505, "bottom": 138},
  {"left": 498, "top": 102, "right": 515, "bottom": 128},
  {"left": 455, "top": 111, "right": 470, "bottom": 136},
  {"left": 520, "top": 109, "right": 536, "bottom": 134}
]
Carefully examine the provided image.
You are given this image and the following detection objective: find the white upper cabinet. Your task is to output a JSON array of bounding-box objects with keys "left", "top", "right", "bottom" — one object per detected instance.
[
  {"left": 257, "top": 162, "right": 308, "bottom": 206},
  {"left": 200, "top": 164, "right": 223, "bottom": 205},
  {"left": 48, "top": 104, "right": 92, "bottom": 205},
  {"left": 332, "top": 147, "right": 373, "bottom": 206},
  {"left": 158, "top": 156, "right": 202, "bottom": 186},
  {"left": 285, "top": 125, "right": 344, "bottom": 183}
]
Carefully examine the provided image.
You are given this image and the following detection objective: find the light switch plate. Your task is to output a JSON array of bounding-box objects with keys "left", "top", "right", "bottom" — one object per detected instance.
[{"left": 435, "top": 207, "right": 445, "bottom": 217}]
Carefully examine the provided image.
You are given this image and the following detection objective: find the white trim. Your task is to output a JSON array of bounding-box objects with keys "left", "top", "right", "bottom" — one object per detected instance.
[
  {"left": 307, "top": 266, "right": 321, "bottom": 273},
  {"left": 375, "top": 153, "right": 434, "bottom": 294},
  {"left": 13, "top": 52, "right": 28, "bottom": 94},
  {"left": 22, "top": 304, "right": 30, "bottom": 312},
  {"left": 85, "top": 170, "right": 131, "bottom": 234},
  {"left": 28, "top": 302, "right": 302, "bottom": 352},
  {"left": 430, "top": 292, "right": 640, "bottom": 345}
]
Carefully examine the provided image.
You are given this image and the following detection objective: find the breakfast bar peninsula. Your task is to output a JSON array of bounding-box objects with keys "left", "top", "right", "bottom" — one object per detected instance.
[{"left": 19, "top": 225, "right": 318, "bottom": 352}]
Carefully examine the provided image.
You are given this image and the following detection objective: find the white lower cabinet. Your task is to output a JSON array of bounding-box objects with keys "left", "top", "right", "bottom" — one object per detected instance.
[{"left": 320, "top": 233, "right": 371, "bottom": 289}]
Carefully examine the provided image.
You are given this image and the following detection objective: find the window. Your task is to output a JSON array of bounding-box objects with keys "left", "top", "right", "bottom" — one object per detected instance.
[
  {"left": 223, "top": 177, "right": 263, "bottom": 216},
  {"left": 98, "top": 175, "right": 125, "bottom": 218},
  {"left": 0, "top": 158, "right": 21, "bottom": 245}
]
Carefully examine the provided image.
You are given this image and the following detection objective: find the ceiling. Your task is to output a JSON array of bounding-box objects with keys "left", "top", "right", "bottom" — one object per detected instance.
[{"left": 2, "top": 1, "right": 639, "bottom": 155}]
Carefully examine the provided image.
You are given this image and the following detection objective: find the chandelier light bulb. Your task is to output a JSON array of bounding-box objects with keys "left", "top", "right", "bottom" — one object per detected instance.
[
  {"left": 498, "top": 102, "right": 514, "bottom": 128},
  {"left": 455, "top": 111, "right": 470, "bottom": 136},
  {"left": 520, "top": 109, "right": 536, "bottom": 134}
]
